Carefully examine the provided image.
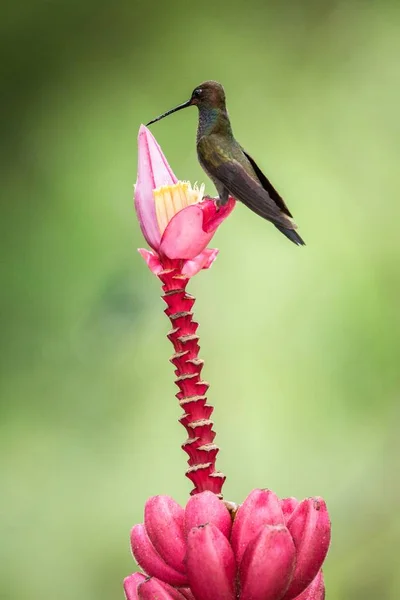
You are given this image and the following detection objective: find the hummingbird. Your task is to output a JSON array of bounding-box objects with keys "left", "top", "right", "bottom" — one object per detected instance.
[{"left": 146, "top": 80, "right": 305, "bottom": 246}]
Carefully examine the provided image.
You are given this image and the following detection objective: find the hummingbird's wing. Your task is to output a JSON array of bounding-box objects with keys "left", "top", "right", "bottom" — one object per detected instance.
[
  {"left": 201, "top": 145, "right": 297, "bottom": 230},
  {"left": 240, "top": 149, "right": 293, "bottom": 218}
]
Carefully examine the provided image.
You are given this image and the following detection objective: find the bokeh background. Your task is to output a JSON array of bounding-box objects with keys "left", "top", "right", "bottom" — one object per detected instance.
[{"left": 1, "top": 0, "right": 400, "bottom": 598}]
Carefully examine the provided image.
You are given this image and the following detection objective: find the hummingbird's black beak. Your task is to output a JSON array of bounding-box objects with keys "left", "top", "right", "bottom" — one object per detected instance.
[{"left": 146, "top": 99, "right": 192, "bottom": 126}]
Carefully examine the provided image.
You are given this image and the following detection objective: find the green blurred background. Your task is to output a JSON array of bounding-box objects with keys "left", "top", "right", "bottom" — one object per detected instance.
[{"left": 1, "top": 0, "right": 400, "bottom": 598}]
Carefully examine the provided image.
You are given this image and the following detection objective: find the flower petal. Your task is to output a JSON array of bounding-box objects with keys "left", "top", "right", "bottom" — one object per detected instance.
[
  {"left": 239, "top": 524, "right": 296, "bottom": 600},
  {"left": 138, "top": 578, "right": 188, "bottom": 600},
  {"left": 184, "top": 491, "right": 232, "bottom": 540},
  {"left": 201, "top": 197, "right": 236, "bottom": 233},
  {"left": 283, "top": 498, "right": 330, "bottom": 600},
  {"left": 182, "top": 248, "right": 219, "bottom": 277},
  {"left": 159, "top": 197, "right": 234, "bottom": 260},
  {"left": 292, "top": 571, "right": 325, "bottom": 600},
  {"left": 130, "top": 524, "right": 187, "bottom": 587},
  {"left": 159, "top": 204, "right": 215, "bottom": 259},
  {"left": 123, "top": 573, "right": 146, "bottom": 600},
  {"left": 231, "top": 489, "right": 285, "bottom": 565},
  {"left": 144, "top": 496, "right": 186, "bottom": 574},
  {"left": 186, "top": 523, "right": 236, "bottom": 600},
  {"left": 135, "top": 125, "right": 177, "bottom": 250},
  {"left": 138, "top": 248, "right": 164, "bottom": 274}
]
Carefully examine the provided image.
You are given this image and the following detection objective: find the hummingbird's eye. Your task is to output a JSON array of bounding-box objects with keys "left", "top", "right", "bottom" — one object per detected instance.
[{"left": 193, "top": 88, "right": 202, "bottom": 98}]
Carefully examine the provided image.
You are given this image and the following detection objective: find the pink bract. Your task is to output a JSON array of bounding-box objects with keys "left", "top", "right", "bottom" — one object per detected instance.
[{"left": 135, "top": 125, "right": 177, "bottom": 251}]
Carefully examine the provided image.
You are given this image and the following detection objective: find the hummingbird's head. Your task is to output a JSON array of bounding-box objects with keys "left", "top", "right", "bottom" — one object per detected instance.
[
  {"left": 146, "top": 81, "right": 226, "bottom": 126},
  {"left": 189, "top": 81, "right": 226, "bottom": 110}
]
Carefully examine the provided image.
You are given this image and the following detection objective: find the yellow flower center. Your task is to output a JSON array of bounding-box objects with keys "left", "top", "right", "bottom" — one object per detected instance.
[{"left": 153, "top": 181, "right": 205, "bottom": 235}]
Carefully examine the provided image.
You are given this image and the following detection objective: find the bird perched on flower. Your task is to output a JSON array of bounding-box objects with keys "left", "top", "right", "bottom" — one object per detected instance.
[{"left": 147, "top": 80, "right": 305, "bottom": 246}]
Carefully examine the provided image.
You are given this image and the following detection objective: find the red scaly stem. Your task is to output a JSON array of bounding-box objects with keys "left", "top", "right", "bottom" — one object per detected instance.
[{"left": 157, "top": 257, "right": 225, "bottom": 497}]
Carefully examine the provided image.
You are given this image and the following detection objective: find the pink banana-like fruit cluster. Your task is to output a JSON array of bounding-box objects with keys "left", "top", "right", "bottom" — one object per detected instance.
[{"left": 124, "top": 489, "right": 330, "bottom": 600}]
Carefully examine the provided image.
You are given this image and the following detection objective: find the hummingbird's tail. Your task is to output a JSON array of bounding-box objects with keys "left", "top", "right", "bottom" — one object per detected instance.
[{"left": 274, "top": 225, "right": 306, "bottom": 246}]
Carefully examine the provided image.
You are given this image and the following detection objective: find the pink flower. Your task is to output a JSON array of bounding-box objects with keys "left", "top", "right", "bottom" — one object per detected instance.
[
  {"left": 135, "top": 125, "right": 235, "bottom": 277},
  {"left": 124, "top": 489, "right": 330, "bottom": 600}
]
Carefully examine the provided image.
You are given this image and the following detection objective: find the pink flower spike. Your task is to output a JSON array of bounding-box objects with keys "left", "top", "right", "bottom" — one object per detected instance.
[
  {"left": 231, "top": 489, "right": 285, "bottom": 565},
  {"left": 134, "top": 127, "right": 234, "bottom": 273},
  {"left": 283, "top": 498, "right": 331, "bottom": 600},
  {"left": 293, "top": 571, "right": 325, "bottom": 600},
  {"left": 182, "top": 248, "right": 219, "bottom": 277},
  {"left": 184, "top": 491, "right": 232, "bottom": 540},
  {"left": 130, "top": 524, "right": 187, "bottom": 587},
  {"left": 186, "top": 523, "right": 236, "bottom": 600},
  {"left": 138, "top": 248, "right": 164, "bottom": 275},
  {"left": 138, "top": 577, "right": 188, "bottom": 600},
  {"left": 135, "top": 126, "right": 177, "bottom": 251},
  {"left": 144, "top": 496, "right": 186, "bottom": 574},
  {"left": 123, "top": 573, "right": 146, "bottom": 600},
  {"left": 239, "top": 524, "right": 296, "bottom": 600},
  {"left": 281, "top": 497, "right": 300, "bottom": 524}
]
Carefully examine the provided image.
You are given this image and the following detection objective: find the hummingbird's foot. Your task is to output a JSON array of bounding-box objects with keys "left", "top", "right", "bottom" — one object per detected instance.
[
  {"left": 215, "top": 196, "right": 229, "bottom": 209},
  {"left": 215, "top": 186, "right": 229, "bottom": 208}
]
